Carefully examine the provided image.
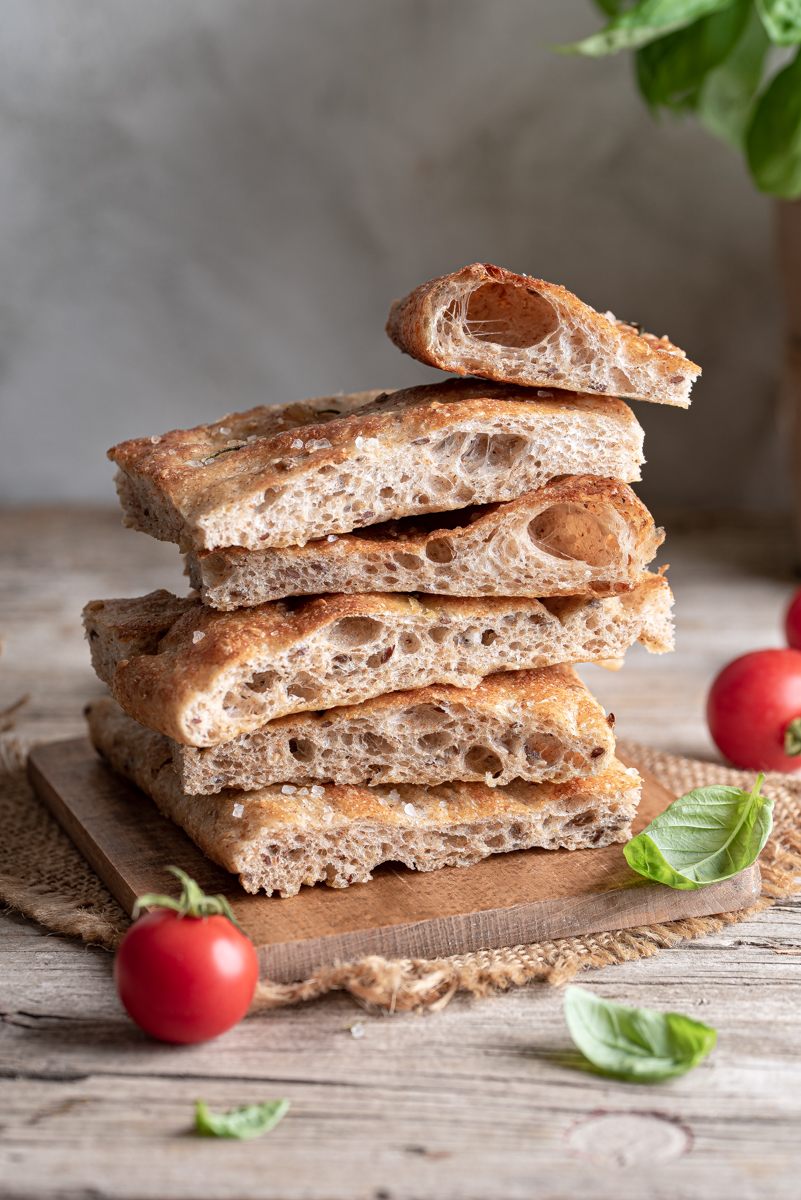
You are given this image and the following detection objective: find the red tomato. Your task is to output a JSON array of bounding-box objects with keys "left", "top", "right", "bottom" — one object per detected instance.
[
  {"left": 114, "top": 909, "right": 259, "bottom": 1044},
  {"left": 786, "top": 586, "right": 801, "bottom": 650},
  {"left": 707, "top": 648, "right": 801, "bottom": 774}
]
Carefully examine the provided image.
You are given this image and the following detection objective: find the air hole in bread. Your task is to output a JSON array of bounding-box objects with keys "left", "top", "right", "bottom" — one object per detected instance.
[
  {"left": 419, "top": 731, "right": 453, "bottom": 750},
  {"left": 286, "top": 675, "right": 322, "bottom": 702},
  {"left": 464, "top": 745, "right": 503, "bottom": 776},
  {"left": 462, "top": 281, "right": 560, "bottom": 348},
  {"left": 361, "top": 732, "right": 393, "bottom": 755},
  {"left": 481, "top": 629, "right": 497, "bottom": 645},
  {"left": 245, "top": 669, "right": 280, "bottom": 694},
  {"left": 288, "top": 737, "right": 315, "bottom": 763},
  {"left": 394, "top": 550, "right": 422, "bottom": 570},
  {"left": 528, "top": 504, "right": 619, "bottom": 567},
  {"left": 367, "top": 645, "right": 395, "bottom": 668},
  {"left": 410, "top": 703, "right": 448, "bottom": 726},
  {"left": 567, "top": 808, "right": 598, "bottom": 828},
  {"left": 255, "top": 487, "right": 284, "bottom": 512},
  {"left": 428, "top": 626, "right": 450, "bottom": 644},
  {"left": 379, "top": 486, "right": 394, "bottom": 497},
  {"left": 398, "top": 632, "right": 422, "bottom": 654},
  {"left": 328, "top": 616, "right": 384, "bottom": 648},
  {"left": 524, "top": 735, "right": 561, "bottom": 765},
  {"left": 426, "top": 537, "right": 454, "bottom": 564},
  {"left": 415, "top": 494, "right": 430, "bottom": 505}
]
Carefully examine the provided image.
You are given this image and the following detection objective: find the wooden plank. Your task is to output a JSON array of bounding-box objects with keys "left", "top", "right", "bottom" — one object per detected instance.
[{"left": 28, "top": 738, "right": 761, "bottom": 982}]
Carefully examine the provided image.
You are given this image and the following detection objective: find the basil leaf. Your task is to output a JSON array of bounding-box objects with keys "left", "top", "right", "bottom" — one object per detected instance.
[
  {"left": 756, "top": 0, "right": 801, "bottom": 44},
  {"left": 746, "top": 46, "right": 801, "bottom": 198},
  {"left": 623, "top": 773, "right": 772, "bottom": 889},
  {"left": 635, "top": 0, "right": 750, "bottom": 111},
  {"left": 195, "top": 1100, "right": 290, "bottom": 1140},
  {"left": 559, "top": 0, "right": 737, "bottom": 58},
  {"left": 592, "top": 0, "right": 636, "bottom": 14},
  {"left": 697, "top": 2, "right": 771, "bottom": 146},
  {"left": 564, "top": 987, "right": 717, "bottom": 1082}
]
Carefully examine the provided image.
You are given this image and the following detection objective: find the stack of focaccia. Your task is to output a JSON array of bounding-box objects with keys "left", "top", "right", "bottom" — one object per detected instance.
[{"left": 84, "top": 263, "right": 697, "bottom": 898}]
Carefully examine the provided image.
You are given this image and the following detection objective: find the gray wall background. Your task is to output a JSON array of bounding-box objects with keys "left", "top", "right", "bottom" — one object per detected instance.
[{"left": 0, "top": 0, "right": 786, "bottom": 512}]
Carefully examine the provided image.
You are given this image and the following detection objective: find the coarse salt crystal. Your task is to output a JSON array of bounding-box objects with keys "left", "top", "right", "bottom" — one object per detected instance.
[
  {"left": 403, "top": 802, "right": 416, "bottom": 817},
  {"left": 291, "top": 438, "right": 304, "bottom": 449},
  {"left": 150, "top": 435, "right": 162, "bottom": 444},
  {"left": 282, "top": 784, "right": 297, "bottom": 794},
  {"left": 310, "top": 784, "right": 325, "bottom": 798},
  {"left": 388, "top": 789, "right": 400, "bottom": 802},
  {"left": 218, "top": 426, "right": 231, "bottom": 435},
  {"left": 232, "top": 802, "right": 244, "bottom": 818},
  {"left": 626, "top": 767, "right": 640, "bottom": 777},
  {"left": 306, "top": 438, "right": 332, "bottom": 451},
  {"left": 192, "top": 630, "right": 205, "bottom": 644},
  {"left": 327, "top": 534, "right": 338, "bottom": 542},
  {"left": 349, "top": 1021, "right": 365, "bottom": 1039},
  {"left": 537, "top": 389, "right": 553, "bottom": 398}
]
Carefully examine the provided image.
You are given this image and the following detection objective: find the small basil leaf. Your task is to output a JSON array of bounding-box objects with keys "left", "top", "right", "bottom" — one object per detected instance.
[
  {"left": 746, "top": 47, "right": 801, "bottom": 198},
  {"left": 623, "top": 774, "right": 772, "bottom": 889},
  {"left": 635, "top": 0, "right": 750, "bottom": 111},
  {"left": 195, "top": 1100, "right": 290, "bottom": 1140},
  {"left": 564, "top": 987, "right": 717, "bottom": 1082},
  {"left": 558, "top": 0, "right": 736, "bottom": 58},
  {"left": 756, "top": 0, "right": 801, "bottom": 44},
  {"left": 697, "top": 2, "right": 771, "bottom": 147}
]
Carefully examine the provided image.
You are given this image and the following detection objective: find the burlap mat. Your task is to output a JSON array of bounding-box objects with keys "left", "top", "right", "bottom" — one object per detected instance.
[{"left": 3, "top": 736, "right": 801, "bottom": 1012}]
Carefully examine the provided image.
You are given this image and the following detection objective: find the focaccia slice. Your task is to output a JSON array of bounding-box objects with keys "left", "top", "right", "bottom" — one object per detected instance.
[
  {"left": 386, "top": 263, "right": 700, "bottom": 407},
  {"left": 82, "top": 575, "right": 674, "bottom": 747},
  {"left": 108, "top": 380, "right": 644, "bottom": 551},
  {"left": 171, "top": 665, "right": 616, "bottom": 793},
  {"left": 85, "top": 697, "right": 640, "bottom": 898},
  {"left": 186, "top": 476, "right": 663, "bottom": 609}
]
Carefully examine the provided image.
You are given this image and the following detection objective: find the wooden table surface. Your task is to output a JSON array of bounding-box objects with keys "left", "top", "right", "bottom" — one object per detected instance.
[{"left": 2, "top": 507, "right": 801, "bottom": 1200}]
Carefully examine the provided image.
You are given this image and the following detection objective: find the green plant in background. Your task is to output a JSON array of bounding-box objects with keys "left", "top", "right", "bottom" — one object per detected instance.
[{"left": 558, "top": 0, "right": 801, "bottom": 198}]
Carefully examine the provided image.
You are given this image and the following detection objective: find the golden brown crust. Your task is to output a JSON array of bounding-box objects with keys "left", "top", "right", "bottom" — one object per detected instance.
[
  {"left": 386, "top": 264, "right": 700, "bottom": 407},
  {"left": 85, "top": 696, "right": 640, "bottom": 897},
  {"left": 107, "top": 380, "right": 644, "bottom": 551},
  {"left": 187, "top": 476, "right": 664, "bottom": 608},
  {"left": 82, "top": 575, "right": 674, "bottom": 747}
]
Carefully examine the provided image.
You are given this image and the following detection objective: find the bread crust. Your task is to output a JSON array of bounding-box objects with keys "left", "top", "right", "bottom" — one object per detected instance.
[
  {"left": 172, "top": 665, "right": 617, "bottom": 792},
  {"left": 108, "top": 380, "right": 644, "bottom": 551},
  {"left": 186, "top": 476, "right": 663, "bottom": 608},
  {"left": 386, "top": 264, "right": 700, "bottom": 407},
  {"left": 82, "top": 575, "right": 674, "bottom": 747},
  {"left": 85, "top": 697, "right": 640, "bottom": 898}
]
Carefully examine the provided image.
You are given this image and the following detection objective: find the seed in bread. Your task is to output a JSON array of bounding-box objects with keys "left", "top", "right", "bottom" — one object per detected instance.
[
  {"left": 171, "top": 665, "right": 616, "bottom": 793},
  {"left": 186, "top": 476, "right": 663, "bottom": 609},
  {"left": 82, "top": 575, "right": 674, "bottom": 747},
  {"left": 386, "top": 263, "right": 700, "bottom": 407},
  {"left": 85, "top": 696, "right": 641, "bottom": 898},
  {"left": 108, "top": 380, "right": 645, "bottom": 551}
]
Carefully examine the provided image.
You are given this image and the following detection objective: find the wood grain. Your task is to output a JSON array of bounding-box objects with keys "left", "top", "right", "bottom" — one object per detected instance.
[{"left": 28, "top": 737, "right": 761, "bottom": 982}]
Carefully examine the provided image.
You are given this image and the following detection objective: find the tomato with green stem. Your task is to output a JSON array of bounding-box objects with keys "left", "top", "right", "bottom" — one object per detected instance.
[
  {"left": 707, "top": 648, "right": 801, "bottom": 774},
  {"left": 114, "top": 867, "right": 259, "bottom": 1044}
]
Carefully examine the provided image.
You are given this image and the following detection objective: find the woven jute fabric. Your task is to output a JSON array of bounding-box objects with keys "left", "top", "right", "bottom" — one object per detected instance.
[{"left": 2, "top": 736, "right": 800, "bottom": 1012}]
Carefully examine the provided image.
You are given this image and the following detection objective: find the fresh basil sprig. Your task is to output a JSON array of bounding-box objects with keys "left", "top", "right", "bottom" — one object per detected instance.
[
  {"left": 195, "top": 1100, "right": 290, "bottom": 1140},
  {"left": 564, "top": 987, "right": 717, "bottom": 1081},
  {"left": 557, "top": 0, "right": 801, "bottom": 197},
  {"left": 623, "top": 773, "right": 772, "bottom": 889}
]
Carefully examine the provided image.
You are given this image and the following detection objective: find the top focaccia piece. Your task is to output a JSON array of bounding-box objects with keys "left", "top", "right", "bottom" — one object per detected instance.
[
  {"left": 108, "top": 380, "right": 644, "bottom": 552},
  {"left": 386, "top": 263, "right": 700, "bottom": 408}
]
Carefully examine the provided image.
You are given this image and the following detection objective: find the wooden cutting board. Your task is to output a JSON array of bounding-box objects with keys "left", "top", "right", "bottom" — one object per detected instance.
[{"left": 28, "top": 738, "right": 761, "bottom": 983}]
